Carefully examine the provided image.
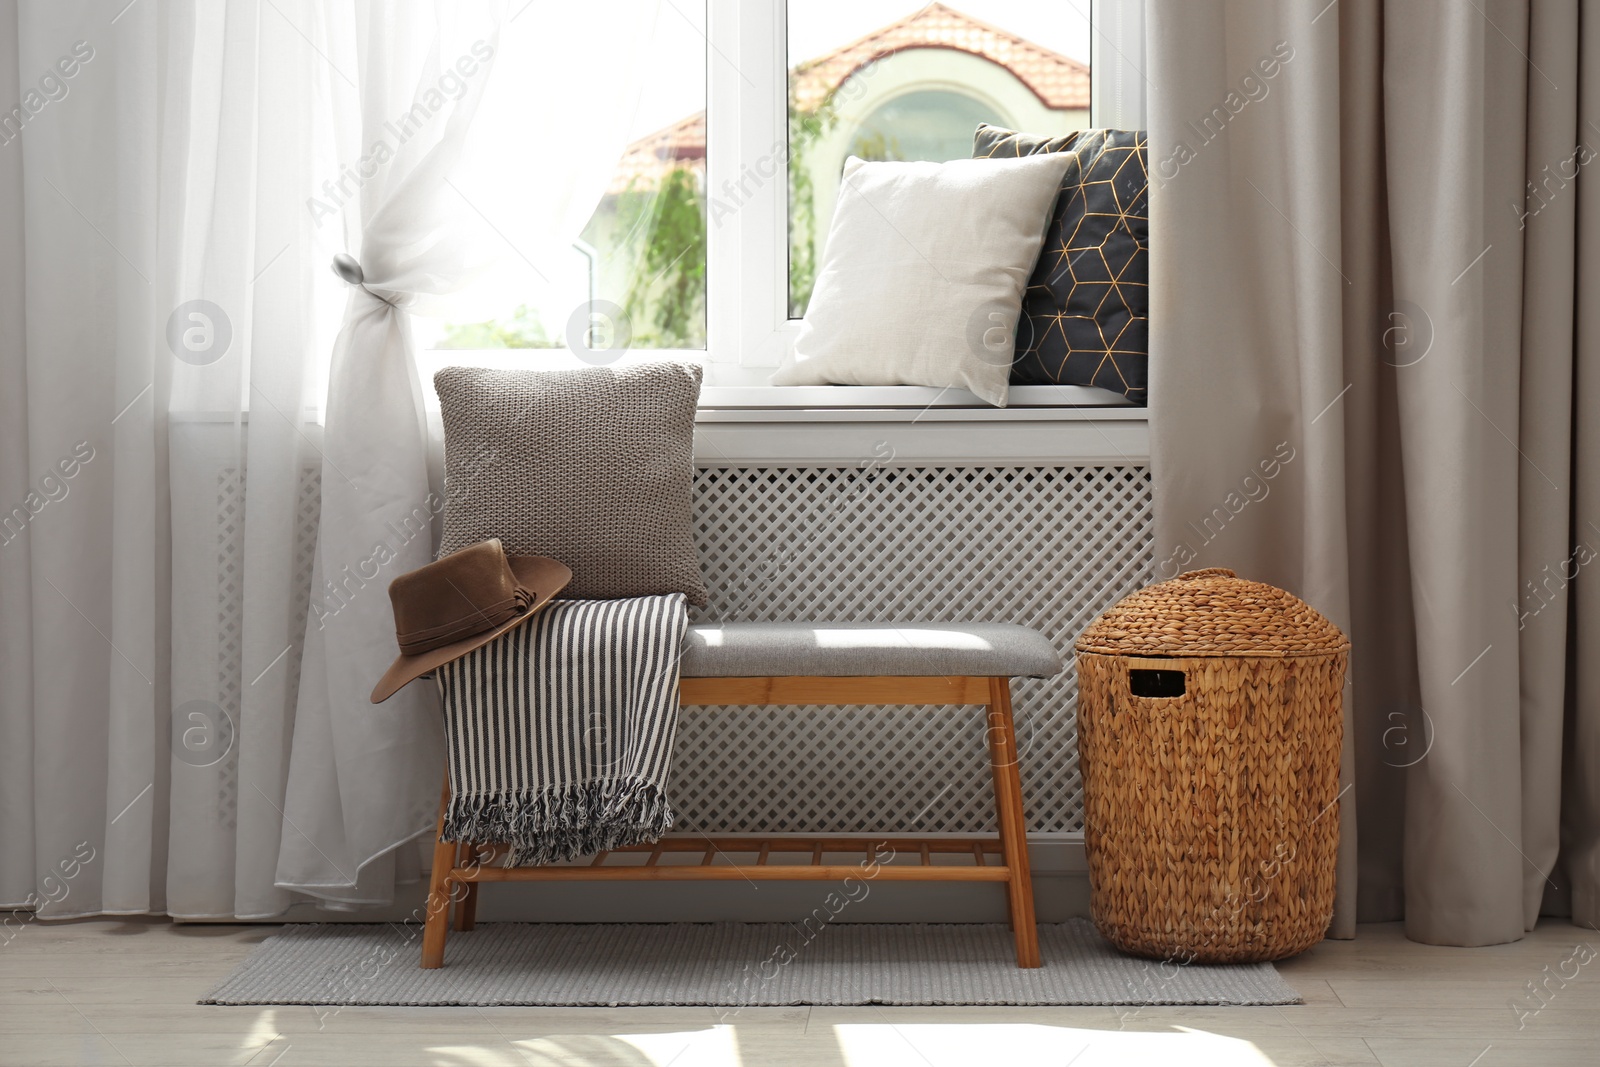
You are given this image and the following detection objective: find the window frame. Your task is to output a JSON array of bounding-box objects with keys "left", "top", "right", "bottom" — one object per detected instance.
[
  {"left": 705, "top": 0, "right": 792, "bottom": 373},
  {"left": 1088, "top": 0, "right": 1145, "bottom": 129},
  {"left": 708, "top": 0, "right": 1125, "bottom": 379},
  {"left": 428, "top": 0, "right": 1140, "bottom": 391}
]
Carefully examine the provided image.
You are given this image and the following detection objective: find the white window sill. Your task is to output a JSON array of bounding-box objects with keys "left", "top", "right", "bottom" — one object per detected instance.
[
  {"left": 694, "top": 391, "right": 1148, "bottom": 465},
  {"left": 416, "top": 349, "right": 1145, "bottom": 420},
  {"left": 698, "top": 384, "right": 1140, "bottom": 415}
]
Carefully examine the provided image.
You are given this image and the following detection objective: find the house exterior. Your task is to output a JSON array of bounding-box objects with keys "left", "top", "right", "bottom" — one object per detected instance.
[{"left": 592, "top": 3, "right": 1091, "bottom": 343}]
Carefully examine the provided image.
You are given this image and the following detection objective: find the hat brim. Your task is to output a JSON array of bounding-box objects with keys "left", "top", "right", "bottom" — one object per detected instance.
[{"left": 369, "top": 555, "right": 572, "bottom": 704}]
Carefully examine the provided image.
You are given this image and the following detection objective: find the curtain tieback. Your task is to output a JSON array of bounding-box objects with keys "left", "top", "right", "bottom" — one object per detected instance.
[{"left": 330, "top": 252, "right": 400, "bottom": 308}]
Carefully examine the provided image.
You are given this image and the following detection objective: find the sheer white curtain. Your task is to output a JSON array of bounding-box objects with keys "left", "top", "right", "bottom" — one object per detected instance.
[
  {"left": 268, "top": 0, "right": 511, "bottom": 909},
  {"left": 273, "top": 2, "right": 665, "bottom": 905},
  {"left": 1, "top": 0, "right": 660, "bottom": 920},
  {"left": 0, "top": 0, "right": 352, "bottom": 920},
  {"left": 163, "top": 0, "right": 340, "bottom": 920}
]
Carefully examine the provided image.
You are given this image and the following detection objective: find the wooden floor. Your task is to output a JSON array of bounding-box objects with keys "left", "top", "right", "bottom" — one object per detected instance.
[{"left": 0, "top": 916, "right": 1596, "bottom": 1066}]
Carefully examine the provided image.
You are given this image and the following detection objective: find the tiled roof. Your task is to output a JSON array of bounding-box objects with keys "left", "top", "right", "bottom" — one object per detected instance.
[
  {"left": 608, "top": 3, "right": 1088, "bottom": 193},
  {"left": 610, "top": 112, "right": 705, "bottom": 194},
  {"left": 792, "top": 3, "right": 1090, "bottom": 113}
]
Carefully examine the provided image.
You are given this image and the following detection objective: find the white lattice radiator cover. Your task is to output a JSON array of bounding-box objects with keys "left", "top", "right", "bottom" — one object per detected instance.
[
  {"left": 199, "top": 458, "right": 1152, "bottom": 839},
  {"left": 675, "top": 464, "right": 1153, "bottom": 835}
]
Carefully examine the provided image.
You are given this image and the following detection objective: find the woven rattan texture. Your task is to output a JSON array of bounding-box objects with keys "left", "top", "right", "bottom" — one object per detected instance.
[
  {"left": 434, "top": 363, "right": 707, "bottom": 606},
  {"left": 1076, "top": 568, "right": 1349, "bottom": 658},
  {"left": 670, "top": 464, "right": 1154, "bottom": 835},
  {"left": 1076, "top": 648, "right": 1346, "bottom": 963}
]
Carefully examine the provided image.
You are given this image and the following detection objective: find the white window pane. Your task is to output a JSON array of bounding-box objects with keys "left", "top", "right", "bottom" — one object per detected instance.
[
  {"left": 787, "top": 1, "right": 1092, "bottom": 317},
  {"left": 423, "top": 2, "right": 707, "bottom": 362}
]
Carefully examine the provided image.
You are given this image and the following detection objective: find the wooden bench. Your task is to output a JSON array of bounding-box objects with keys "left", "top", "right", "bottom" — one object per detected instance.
[{"left": 420, "top": 622, "right": 1063, "bottom": 970}]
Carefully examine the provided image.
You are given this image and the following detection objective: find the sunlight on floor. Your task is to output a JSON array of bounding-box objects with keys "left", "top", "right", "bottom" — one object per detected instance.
[
  {"left": 511, "top": 1026, "right": 739, "bottom": 1066},
  {"left": 494, "top": 1023, "right": 1278, "bottom": 1067},
  {"left": 241, "top": 1012, "right": 284, "bottom": 1055},
  {"left": 831, "top": 1024, "right": 1279, "bottom": 1067}
]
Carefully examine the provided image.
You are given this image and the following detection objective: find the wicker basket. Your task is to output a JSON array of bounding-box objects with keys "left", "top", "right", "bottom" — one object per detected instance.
[{"left": 1074, "top": 567, "right": 1348, "bottom": 963}]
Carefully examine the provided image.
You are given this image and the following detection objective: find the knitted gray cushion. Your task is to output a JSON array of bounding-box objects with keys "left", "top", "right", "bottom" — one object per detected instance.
[
  {"left": 680, "top": 622, "right": 1063, "bottom": 678},
  {"left": 435, "top": 363, "right": 707, "bottom": 606}
]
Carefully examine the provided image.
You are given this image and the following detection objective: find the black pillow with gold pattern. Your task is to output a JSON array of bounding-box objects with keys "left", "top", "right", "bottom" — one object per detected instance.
[{"left": 973, "top": 125, "right": 1148, "bottom": 403}]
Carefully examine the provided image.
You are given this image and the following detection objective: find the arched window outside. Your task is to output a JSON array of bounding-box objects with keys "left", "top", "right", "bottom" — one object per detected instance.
[{"left": 849, "top": 89, "right": 1009, "bottom": 163}]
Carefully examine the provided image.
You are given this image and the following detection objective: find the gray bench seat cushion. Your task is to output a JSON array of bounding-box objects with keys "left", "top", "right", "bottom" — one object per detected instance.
[{"left": 680, "top": 622, "right": 1062, "bottom": 679}]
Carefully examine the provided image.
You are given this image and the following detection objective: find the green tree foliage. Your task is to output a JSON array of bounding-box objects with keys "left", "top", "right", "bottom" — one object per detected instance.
[
  {"left": 848, "top": 128, "right": 905, "bottom": 163},
  {"left": 786, "top": 71, "right": 902, "bottom": 317},
  {"left": 788, "top": 92, "right": 831, "bottom": 318},
  {"left": 616, "top": 167, "right": 707, "bottom": 348},
  {"left": 435, "top": 171, "right": 710, "bottom": 353}
]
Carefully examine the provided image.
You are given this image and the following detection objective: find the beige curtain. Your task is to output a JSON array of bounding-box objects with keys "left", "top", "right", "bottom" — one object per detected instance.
[{"left": 1146, "top": 0, "right": 1600, "bottom": 944}]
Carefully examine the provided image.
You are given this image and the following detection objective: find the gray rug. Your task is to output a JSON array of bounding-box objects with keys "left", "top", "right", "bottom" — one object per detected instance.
[{"left": 201, "top": 920, "right": 1300, "bottom": 1007}]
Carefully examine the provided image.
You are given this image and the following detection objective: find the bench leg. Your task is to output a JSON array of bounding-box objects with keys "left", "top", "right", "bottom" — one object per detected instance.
[
  {"left": 987, "top": 677, "right": 1041, "bottom": 968},
  {"left": 454, "top": 842, "right": 480, "bottom": 932},
  {"left": 421, "top": 777, "right": 456, "bottom": 969}
]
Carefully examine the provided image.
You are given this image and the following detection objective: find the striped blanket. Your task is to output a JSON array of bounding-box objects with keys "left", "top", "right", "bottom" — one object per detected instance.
[{"left": 432, "top": 594, "right": 689, "bottom": 866}]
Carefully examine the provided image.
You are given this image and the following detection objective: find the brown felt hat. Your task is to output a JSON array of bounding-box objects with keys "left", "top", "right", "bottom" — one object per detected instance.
[{"left": 370, "top": 538, "right": 570, "bottom": 703}]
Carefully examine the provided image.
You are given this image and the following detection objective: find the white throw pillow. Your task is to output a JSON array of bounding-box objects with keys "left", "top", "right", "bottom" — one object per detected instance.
[{"left": 774, "top": 153, "right": 1074, "bottom": 407}]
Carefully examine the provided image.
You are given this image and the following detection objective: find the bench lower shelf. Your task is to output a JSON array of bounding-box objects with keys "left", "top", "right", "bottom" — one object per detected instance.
[
  {"left": 451, "top": 835, "right": 1012, "bottom": 882},
  {"left": 420, "top": 674, "right": 1041, "bottom": 969}
]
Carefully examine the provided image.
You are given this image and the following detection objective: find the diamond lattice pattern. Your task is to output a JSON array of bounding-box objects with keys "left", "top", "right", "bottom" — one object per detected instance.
[
  {"left": 248, "top": 462, "right": 1152, "bottom": 835},
  {"left": 674, "top": 464, "right": 1153, "bottom": 834}
]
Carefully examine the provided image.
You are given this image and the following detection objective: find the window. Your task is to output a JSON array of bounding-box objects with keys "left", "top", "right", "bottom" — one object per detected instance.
[
  {"left": 418, "top": 2, "right": 710, "bottom": 380},
  {"left": 786, "top": 3, "right": 1092, "bottom": 318},
  {"left": 852, "top": 91, "right": 1005, "bottom": 162},
  {"left": 427, "top": 0, "right": 1121, "bottom": 387}
]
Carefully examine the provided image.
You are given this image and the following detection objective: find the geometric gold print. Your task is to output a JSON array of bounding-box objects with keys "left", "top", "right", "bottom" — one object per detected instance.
[{"left": 973, "top": 126, "right": 1149, "bottom": 403}]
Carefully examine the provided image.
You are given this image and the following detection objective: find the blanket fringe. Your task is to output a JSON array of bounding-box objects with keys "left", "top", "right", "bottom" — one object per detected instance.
[{"left": 441, "top": 778, "right": 676, "bottom": 867}]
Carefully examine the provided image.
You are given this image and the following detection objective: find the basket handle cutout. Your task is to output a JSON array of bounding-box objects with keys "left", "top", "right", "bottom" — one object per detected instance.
[{"left": 1129, "top": 668, "right": 1186, "bottom": 698}]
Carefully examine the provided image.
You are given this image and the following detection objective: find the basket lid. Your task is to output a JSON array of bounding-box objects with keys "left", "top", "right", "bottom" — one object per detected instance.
[{"left": 1075, "top": 568, "right": 1350, "bottom": 658}]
